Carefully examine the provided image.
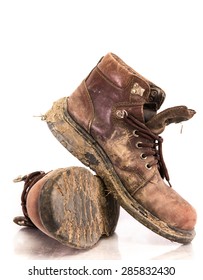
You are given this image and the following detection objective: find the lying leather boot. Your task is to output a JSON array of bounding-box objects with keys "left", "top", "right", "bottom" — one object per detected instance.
[
  {"left": 13, "top": 167, "right": 119, "bottom": 249},
  {"left": 44, "top": 53, "right": 197, "bottom": 244}
]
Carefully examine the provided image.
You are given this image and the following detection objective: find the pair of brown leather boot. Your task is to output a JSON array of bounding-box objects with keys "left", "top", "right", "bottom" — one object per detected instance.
[{"left": 14, "top": 53, "right": 197, "bottom": 249}]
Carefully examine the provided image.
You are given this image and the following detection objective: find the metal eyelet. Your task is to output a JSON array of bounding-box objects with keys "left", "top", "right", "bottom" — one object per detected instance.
[
  {"left": 151, "top": 89, "right": 158, "bottom": 97},
  {"left": 145, "top": 163, "right": 152, "bottom": 170},
  {"left": 116, "top": 109, "right": 128, "bottom": 119},
  {"left": 149, "top": 89, "right": 158, "bottom": 101},
  {"left": 140, "top": 153, "right": 147, "bottom": 160},
  {"left": 136, "top": 141, "right": 142, "bottom": 148},
  {"left": 133, "top": 130, "right": 139, "bottom": 137}
]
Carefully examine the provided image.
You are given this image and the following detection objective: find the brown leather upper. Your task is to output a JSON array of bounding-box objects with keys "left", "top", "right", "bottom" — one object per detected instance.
[{"left": 68, "top": 52, "right": 196, "bottom": 230}]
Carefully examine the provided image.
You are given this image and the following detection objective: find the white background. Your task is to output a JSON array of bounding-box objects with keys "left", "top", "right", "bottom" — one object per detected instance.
[{"left": 1, "top": 0, "right": 203, "bottom": 278}]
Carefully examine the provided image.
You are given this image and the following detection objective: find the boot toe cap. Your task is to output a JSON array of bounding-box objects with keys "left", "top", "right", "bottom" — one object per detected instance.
[
  {"left": 135, "top": 176, "right": 197, "bottom": 232},
  {"left": 172, "top": 204, "right": 197, "bottom": 231}
]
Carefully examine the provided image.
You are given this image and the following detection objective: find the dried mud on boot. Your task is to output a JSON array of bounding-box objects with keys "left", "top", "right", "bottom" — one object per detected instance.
[{"left": 44, "top": 97, "right": 195, "bottom": 244}]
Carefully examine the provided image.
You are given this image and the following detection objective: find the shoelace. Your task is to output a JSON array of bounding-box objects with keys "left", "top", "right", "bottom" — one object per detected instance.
[
  {"left": 123, "top": 111, "right": 171, "bottom": 187},
  {"left": 13, "top": 171, "right": 46, "bottom": 227}
]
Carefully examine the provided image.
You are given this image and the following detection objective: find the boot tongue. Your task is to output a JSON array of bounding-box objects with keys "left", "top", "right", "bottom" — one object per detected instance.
[{"left": 145, "top": 106, "right": 196, "bottom": 134}]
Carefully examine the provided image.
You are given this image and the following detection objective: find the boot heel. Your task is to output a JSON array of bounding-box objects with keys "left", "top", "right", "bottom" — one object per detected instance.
[
  {"left": 45, "top": 97, "right": 102, "bottom": 169},
  {"left": 15, "top": 167, "right": 119, "bottom": 249},
  {"left": 38, "top": 167, "right": 118, "bottom": 249}
]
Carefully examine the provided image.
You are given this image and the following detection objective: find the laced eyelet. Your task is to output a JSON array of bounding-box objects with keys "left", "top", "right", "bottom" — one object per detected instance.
[
  {"left": 136, "top": 141, "right": 142, "bottom": 148},
  {"left": 133, "top": 130, "right": 139, "bottom": 137},
  {"left": 116, "top": 109, "right": 128, "bottom": 119},
  {"left": 145, "top": 163, "right": 152, "bottom": 170},
  {"left": 140, "top": 153, "right": 147, "bottom": 160}
]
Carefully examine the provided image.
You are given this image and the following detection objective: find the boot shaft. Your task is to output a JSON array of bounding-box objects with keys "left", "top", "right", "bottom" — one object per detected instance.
[{"left": 68, "top": 53, "right": 166, "bottom": 136}]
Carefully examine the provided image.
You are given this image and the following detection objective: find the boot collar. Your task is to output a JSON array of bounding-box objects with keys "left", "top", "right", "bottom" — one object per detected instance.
[{"left": 97, "top": 53, "right": 165, "bottom": 112}]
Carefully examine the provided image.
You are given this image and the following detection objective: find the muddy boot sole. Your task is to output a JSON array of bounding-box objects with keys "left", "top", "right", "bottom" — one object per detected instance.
[
  {"left": 44, "top": 97, "right": 195, "bottom": 244},
  {"left": 39, "top": 167, "right": 119, "bottom": 249}
]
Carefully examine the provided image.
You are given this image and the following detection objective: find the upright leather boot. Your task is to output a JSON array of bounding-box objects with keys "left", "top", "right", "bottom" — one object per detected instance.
[
  {"left": 13, "top": 167, "right": 119, "bottom": 249},
  {"left": 44, "top": 53, "right": 196, "bottom": 244}
]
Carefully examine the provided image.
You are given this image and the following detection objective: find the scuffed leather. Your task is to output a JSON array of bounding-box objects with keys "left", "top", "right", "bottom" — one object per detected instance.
[
  {"left": 68, "top": 81, "right": 94, "bottom": 133},
  {"left": 135, "top": 172, "right": 196, "bottom": 230},
  {"left": 68, "top": 53, "right": 197, "bottom": 230}
]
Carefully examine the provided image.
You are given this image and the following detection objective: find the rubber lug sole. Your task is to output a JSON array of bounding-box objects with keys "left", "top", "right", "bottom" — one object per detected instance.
[{"left": 39, "top": 167, "right": 119, "bottom": 249}]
